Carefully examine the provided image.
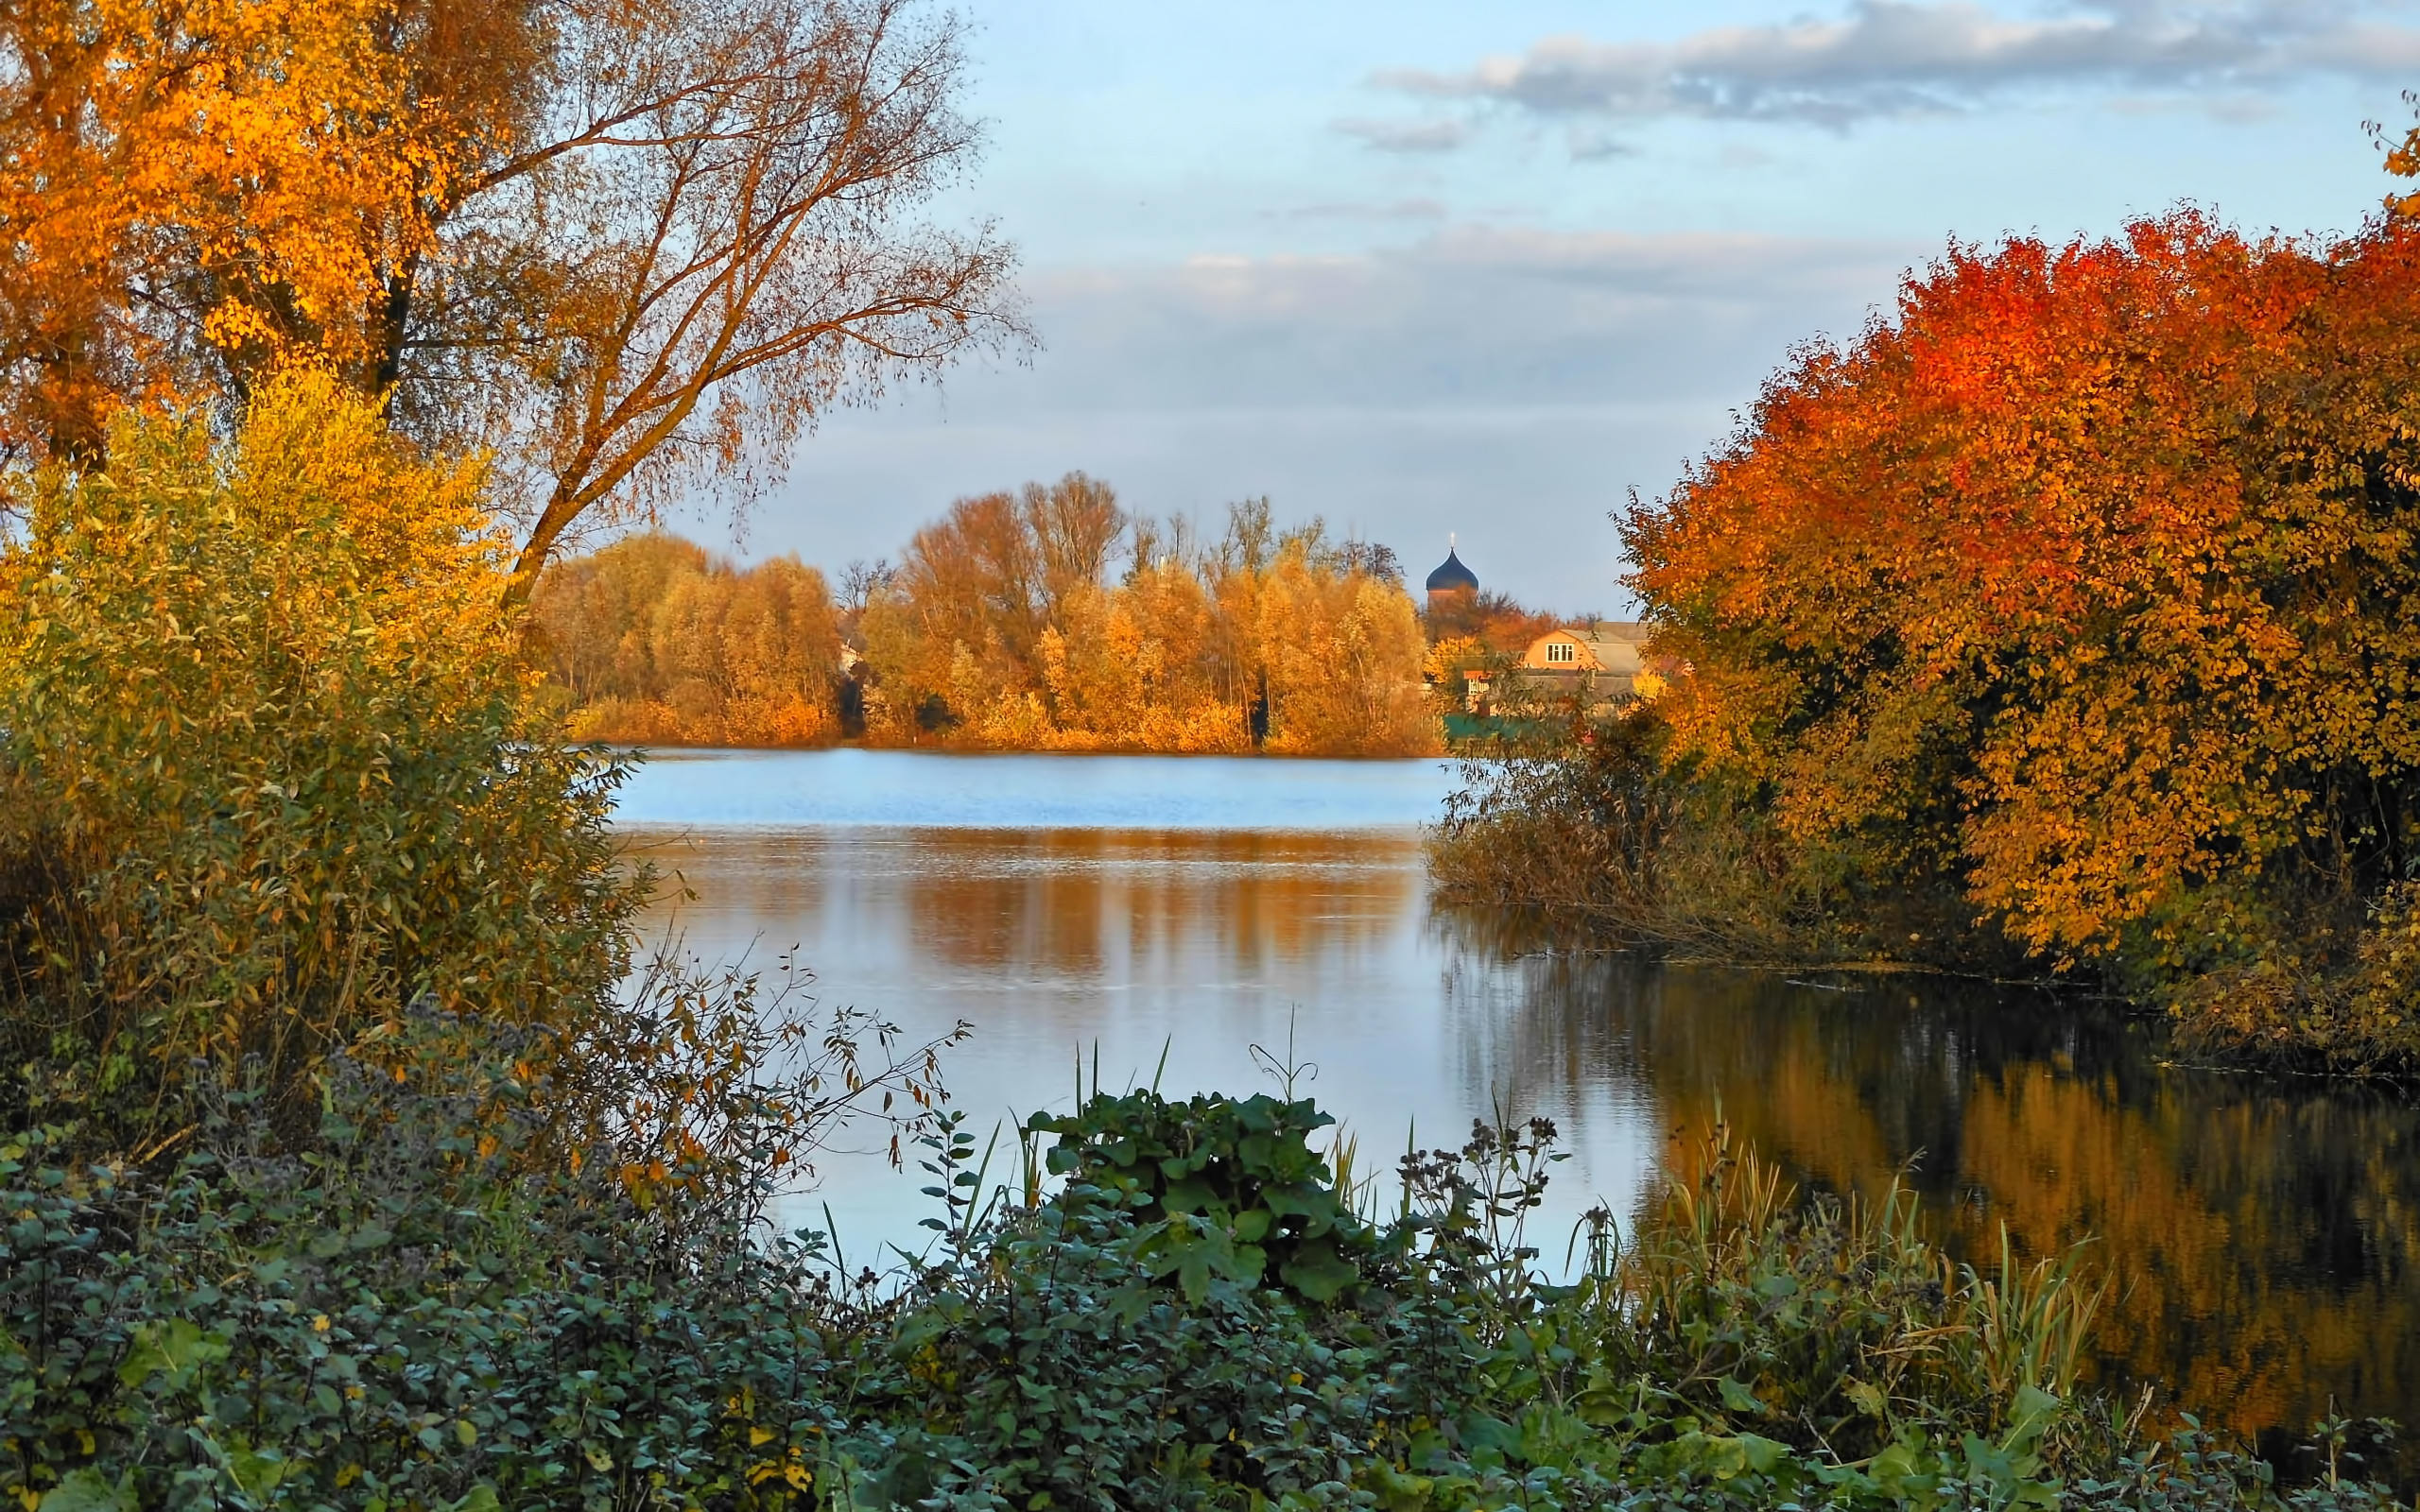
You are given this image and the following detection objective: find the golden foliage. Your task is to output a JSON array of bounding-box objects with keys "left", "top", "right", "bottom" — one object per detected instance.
[
  {"left": 532, "top": 485, "right": 1437, "bottom": 757},
  {"left": 861, "top": 485, "right": 1437, "bottom": 756},
  {"left": 0, "top": 0, "right": 465, "bottom": 457},
  {"left": 0, "top": 370, "right": 639, "bottom": 1133},
  {"left": 1254, "top": 544, "right": 1435, "bottom": 756},
  {"left": 530, "top": 532, "right": 844, "bottom": 747},
  {"left": 0, "top": 0, "right": 1023, "bottom": 594}
]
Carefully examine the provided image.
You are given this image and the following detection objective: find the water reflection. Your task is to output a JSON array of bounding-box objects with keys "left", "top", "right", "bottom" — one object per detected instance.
[
  {"left": 622, "top": 824, "right": 1658, "bottom": 1248},
  {"left": 1437, "top": 924, "right": 2420, "bottom": 1475},
  {"left": 625, "top": 809, "right": 2420, "bottom": 1483}
]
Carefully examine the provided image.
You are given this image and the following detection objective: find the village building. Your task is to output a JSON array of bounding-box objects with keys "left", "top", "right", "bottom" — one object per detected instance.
[
  {"left": 1464, "top": 621, "right": 1655, "bottom": 715},
  {"left": 1521, "top": 622, "right": 1649, "bottom": 689}
]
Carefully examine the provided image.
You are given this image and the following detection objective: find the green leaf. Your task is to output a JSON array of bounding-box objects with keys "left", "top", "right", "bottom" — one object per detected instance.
[
  {"left": 116, "top": 1319, "right": 230, "bottom": 1387},
  {"left": 1278, "top": 1241, "right": 1359, "bottom": 1302},
  {"left": 1717, "top": 1376, "right": 1767, "bottom": 1417},
  {"left": 37, "top": 1469, "right": 134, "bottom": 1512},
  {"left": 1457, "top": 1413, "right": 1520, "bottom": 1456},
  {"left": 1735, "top": 1433, "right": 1789, "bottom": 1475},
  {"left": 2009, "top": 1383, "right": 2061, "bottom": 1439},
  {"left": 227, "top": 1447, "right": 298, "bottom": 1498}
]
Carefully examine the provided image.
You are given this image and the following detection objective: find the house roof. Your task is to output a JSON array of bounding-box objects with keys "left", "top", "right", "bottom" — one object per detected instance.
[
  {"left": 1425, "top": 547, "right": 1478, "bottom": 593},
  {"left": 1525, "top": 621, "right": 1650, "bottom": 673}
]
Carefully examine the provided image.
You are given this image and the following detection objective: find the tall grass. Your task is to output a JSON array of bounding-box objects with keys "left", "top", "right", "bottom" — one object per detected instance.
[{"left": 1592, "top": 1118, "right": 2100, "bottom": 1465}]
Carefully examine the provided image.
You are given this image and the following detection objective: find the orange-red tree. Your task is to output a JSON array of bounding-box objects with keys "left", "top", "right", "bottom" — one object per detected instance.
[{"left": 1625, "top": 209, "right": 2420, "bottom": 1044}]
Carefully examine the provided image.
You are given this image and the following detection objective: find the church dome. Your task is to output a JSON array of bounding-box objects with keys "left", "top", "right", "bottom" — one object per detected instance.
[{"left": 1426, "top": 546, "right": 1478, "bottom": 594}]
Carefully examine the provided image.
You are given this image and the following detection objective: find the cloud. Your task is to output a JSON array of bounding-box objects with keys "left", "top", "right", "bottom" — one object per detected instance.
[
  {"left": 1371, "top": 1, "right": 2420, "bottom": 130},
  {"left": 1266, "top": 198, "right": 1451, "bottom": 222},
  {"left": 751, "top": 229, "right": 1917, "bottom": 610},
  {"left": 1009, "top": 228, "right": 1912, "bottom": 411},
  {"left": 1334, "top": 116, "right": 1471, "bottom": 152}
]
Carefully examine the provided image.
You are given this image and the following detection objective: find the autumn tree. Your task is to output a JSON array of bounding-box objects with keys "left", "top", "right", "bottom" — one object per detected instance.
[
  {"left": 1624, "top": 208, "right": 2420, "bottom": 1062},
  {"left": 0, "top": 0, "right": 1022, "bottom": 598},
  {"left": 860, "top": 472, "right": 1125, "bottom": 725},
  {"left": 852, "top": 486, "right": 1434, "bottom": 755},
  {"left": 1425, "top": 587, "right": 1559, "bottom": 655},
  {"left": 0, "top": 0, "right": 450, "bottom": 463},
  {"left": 530, "top": 531, "right": 843, "bottom": 746},
  {"left": 1254, "top": 535, "right": 1432, "bottom": 755}
]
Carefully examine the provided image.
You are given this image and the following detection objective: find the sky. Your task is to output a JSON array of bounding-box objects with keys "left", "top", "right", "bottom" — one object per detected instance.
[{"left": 705, "top": 0, "right": 2420, "bottom": 613}]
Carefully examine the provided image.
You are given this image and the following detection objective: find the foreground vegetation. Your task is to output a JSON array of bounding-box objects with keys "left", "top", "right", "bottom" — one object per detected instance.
[
  {"left": 0, "top": 0, "right": 2408, "bottom": 1490},
  {"left": 23, "top": 1069, "right": 2407, "bottom": 1512},
  {"left": 1436, "top": 174, "right": 2420, "bottom": 1076},
  {"left": 529, "top": 485, "right": 1439, "bottom": 757}
]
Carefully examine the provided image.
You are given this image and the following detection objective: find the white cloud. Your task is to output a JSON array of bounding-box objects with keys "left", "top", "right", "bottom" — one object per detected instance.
[
  {"left": 1370, "top": 1, "right": 2420, "bottom": 131},
  {"left": 747, "top": 229, "right": 1916, "bottom": 609},
  {"left": 991, "top": 228, "right": 1911, "bottom": 411},
  {"left": 1266, "top": 198, "right": 1451, "bottom": 222},
  {"left": 1334, "top": 116, "right": 1472, "bottom": 152}
]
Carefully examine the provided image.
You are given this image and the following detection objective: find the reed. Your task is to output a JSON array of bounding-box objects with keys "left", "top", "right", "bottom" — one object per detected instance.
[{"left": 1589, "top": 1117, "right": 2102, "bottom": 1465}]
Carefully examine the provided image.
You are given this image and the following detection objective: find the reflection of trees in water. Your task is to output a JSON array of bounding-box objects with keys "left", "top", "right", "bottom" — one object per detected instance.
[
  {"left": 1427, "top": 905, "right": 2420, "bottom": 1473},
  {"left": 627, "top": 825, "right": 1421, "bottom": 986},
  {"left": 895, "top": 831, "right": 1418, "bottom": 981}
]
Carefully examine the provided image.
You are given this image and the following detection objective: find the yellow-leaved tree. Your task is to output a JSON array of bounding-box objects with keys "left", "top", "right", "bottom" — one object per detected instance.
[
  {"left": 849, "top": 486, "right": 1438, "bottom": 755},
  {"left": 0, "top": 0, "right": 1026, "bottom": 600},
  {"left": 529, "top": 532, "right": 844, "bottom": 746},
  {"left": 0, "top": 369, "right": 639, "bottom": 1143}
]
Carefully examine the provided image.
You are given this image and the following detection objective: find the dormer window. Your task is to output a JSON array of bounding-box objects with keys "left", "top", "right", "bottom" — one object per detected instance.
[{"left": 1545, "top": 642, "right": 1576, "bottom": 664}]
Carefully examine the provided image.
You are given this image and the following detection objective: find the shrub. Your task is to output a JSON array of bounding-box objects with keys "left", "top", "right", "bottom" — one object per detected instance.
[
  {"left": 1427, "top": 706, "right": 1693, "bottom": 943},
  {"left": 0, "top": 1067, "right": 842, "bottom": 1512},
  {"left": 0, "top": 372, "right": 640, "bottom": 1151},
  {"left": 1027, "top": 1088, "right": 1380, "bottom": 1304},
  {"left": 1586, "top": 1122, "right": 2100, "bottom": 1468}
]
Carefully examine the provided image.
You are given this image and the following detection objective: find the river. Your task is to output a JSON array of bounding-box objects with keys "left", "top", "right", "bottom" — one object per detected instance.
[{"left": 614, "top": 747, "right": 2420, "bottom": 1481}]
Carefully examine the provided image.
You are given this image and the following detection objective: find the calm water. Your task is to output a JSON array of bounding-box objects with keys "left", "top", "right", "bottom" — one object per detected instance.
[{"left": 616, "top": 748, "right": 2420, "bottom": 1478}]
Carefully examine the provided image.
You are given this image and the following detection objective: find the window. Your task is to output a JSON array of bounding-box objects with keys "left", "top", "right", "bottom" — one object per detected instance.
[{"left": 1545, "top": 642, "right": 1576, "bottom": 664}]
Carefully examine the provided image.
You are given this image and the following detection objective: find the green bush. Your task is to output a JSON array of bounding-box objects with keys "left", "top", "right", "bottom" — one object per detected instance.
[
  {"left": 0, "top": 1064, "right": 841, "bottom": 1512},
  {"left": 1026, "top": 1088, "right": 1380, "bottom": 1303}
]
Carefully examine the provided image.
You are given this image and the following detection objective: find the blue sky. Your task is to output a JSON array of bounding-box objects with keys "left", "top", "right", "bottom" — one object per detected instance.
[{"left": 724, "top": 0, "right": 2420, "bottom": 612}]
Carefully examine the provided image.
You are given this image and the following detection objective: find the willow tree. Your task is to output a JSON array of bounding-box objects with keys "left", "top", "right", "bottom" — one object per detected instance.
[{"left": 0, "top": 0, "right": 1022, "bottom": 596}]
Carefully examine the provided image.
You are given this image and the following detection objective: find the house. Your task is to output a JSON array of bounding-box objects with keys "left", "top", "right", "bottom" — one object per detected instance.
[
  {"left": 1521, "top": 622, "right": 1648, "bottom": 683},
  {"left": 1465, "top": 622, "right": 1655, "bottom": 713}
]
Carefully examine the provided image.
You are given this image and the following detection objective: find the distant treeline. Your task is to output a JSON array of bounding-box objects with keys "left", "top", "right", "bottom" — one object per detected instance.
[
  {"left": 531, "top": 537, "right": 844, "bottom": 747},
  {"left": 530, "top": 475, "right": 1439, "bottom": 756}
]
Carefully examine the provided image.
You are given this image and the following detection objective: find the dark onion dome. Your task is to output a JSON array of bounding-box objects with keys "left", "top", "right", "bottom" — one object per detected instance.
[{"left": 1426, "top": 547, "right": 1478, "bottom": 593}]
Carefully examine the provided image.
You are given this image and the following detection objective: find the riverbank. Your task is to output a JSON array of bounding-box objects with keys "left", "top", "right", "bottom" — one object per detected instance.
[{"left": 1426, "top": 702, "right": 2420, "bottom": 1079}]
